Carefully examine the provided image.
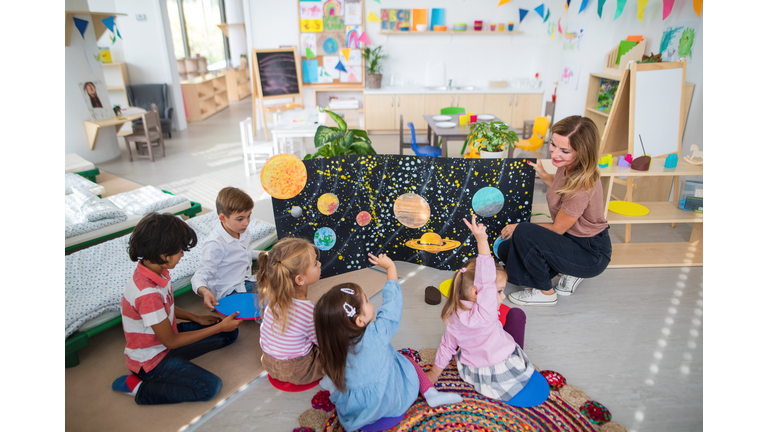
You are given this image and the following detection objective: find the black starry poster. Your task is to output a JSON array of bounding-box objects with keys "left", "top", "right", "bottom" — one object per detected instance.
[{"left": 269, "top": 154, "right": 536, "bottom": 279}]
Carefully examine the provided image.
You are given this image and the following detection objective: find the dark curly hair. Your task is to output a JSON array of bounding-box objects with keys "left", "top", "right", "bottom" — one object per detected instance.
[{"left": 128, "top": 212, "right": 197, "bottom": 265}]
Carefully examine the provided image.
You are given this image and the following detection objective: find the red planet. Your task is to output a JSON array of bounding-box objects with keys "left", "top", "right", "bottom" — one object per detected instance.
[{"left": 356, "top": 211, "right": 371, "bottom": 226}]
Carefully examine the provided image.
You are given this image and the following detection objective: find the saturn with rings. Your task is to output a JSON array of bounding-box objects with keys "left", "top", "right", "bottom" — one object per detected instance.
[{"left": 405, "top": 232, "right": 462, "bottom": 253}]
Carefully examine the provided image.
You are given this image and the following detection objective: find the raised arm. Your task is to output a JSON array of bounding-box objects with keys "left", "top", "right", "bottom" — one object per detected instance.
[{"left": 366, "top": 253, "right": 402, "bottom": 343}]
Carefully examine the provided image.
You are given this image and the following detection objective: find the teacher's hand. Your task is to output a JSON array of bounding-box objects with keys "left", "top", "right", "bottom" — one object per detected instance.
[
  {"left": 500, "top": 224, "right": 518, "bottom": 240},
  {"left": 527, "top": 159, "right": 545, "bottom": 178}
]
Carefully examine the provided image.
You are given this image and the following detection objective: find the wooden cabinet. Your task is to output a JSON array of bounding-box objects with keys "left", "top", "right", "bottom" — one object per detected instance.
[
  {"left": 224, "top": 68, "right": 251, "bottom": 102},
  {"left": 181, "top": 74, "right": 229, "bottom": 122},
  {"left": 424, "top": 94, "right": 454, "bottom": 119},
  {"left": 509, "top": 94, "right": 543, "bottom": 129},
  {"left": 454, "top": 94, "right": 485, "bottom": 114},
  {"left": 482, "top": 94, "right": 514, "bottom": 124},
  {"left": 425, "top": 94, "right": 485, "bottom": 115},
  {"left": 365, "top": 95, "right": 396, "bottom": 130},
  {"left": 395, "top": 94, "right": 426, "bottom": 129}
]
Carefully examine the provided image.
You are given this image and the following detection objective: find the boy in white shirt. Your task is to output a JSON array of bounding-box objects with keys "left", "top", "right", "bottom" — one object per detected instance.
[{"left": 192, "top": 187, "right": 262, "bottom": 313}]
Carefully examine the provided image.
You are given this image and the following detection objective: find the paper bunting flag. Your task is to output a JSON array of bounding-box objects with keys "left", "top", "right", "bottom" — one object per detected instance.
[
  {"left": 341, "top": 48, "right": 351, "bottom": 62},
  {"left": 544, "top": 8, "right": 550, "bottom": 22},
  {"left": 101, "top": 16, "right": 115, "bottom": 32},
  {"left": 565, "top": 0, "right": 571, "bottom": 10},
  {"left": 306, "top": 47, "right": 316, "bottom": 58},
  {"left": 358, "top": 31, "right": 371, "bottom": 45},
  {"left": 598, "top": 0, "right": 606, "bottom": 17},
  {"left": 663, "top": 0, "right": 675, "bottom": 20},
  {"left": 558, "top": 17, "right": 563, "bottom": 33},
  {"left": 498, "top": 0, "right": 512, "bottom": 6},
  {"left": 373, "top": 0, "right": 380, "bottom": 3},
  {"left": 519, "top": 9, "right": 529, "bottom": 23},
  {"left": 534, "top": 4, "right": 545, "bottom": 18},
  {"left": 73, "top": 17, "right": 89, "bottom": 39},
  {"left": 693, "top": 0, "right": 702, "bottom": 17},
  {"left": 335, "top": 61, "right": 347, "bottom": 73},
  {"left": 579, "top": 0, "right": 589, "bottom": 13},
  {"left": 548, "top": 22, "right": 556, "bottom": 40},
  {"left": 367, "top": 11, "right": 381, "bottom": 22},
  {"left": 615, "top": 0, "right": 627, "bottom": 20},
  {"left": 637, "top": 0, "right": 649, "bottom": 22}
]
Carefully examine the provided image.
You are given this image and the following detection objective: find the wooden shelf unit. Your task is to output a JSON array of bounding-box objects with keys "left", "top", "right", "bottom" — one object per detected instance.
[
  {"left": 102, "top": 62, "right": 130, "bottom": 109},
  {"left": 224, "top": 68, "right": 251, "bottom": 101},
  {"left": 534, "top": 158, "right": 703, "bottom": 268},
  {"left": 181, "top": 74, "right": 229, "bottom": 122}
]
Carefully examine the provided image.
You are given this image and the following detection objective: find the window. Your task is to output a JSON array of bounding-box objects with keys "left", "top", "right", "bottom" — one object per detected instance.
[{"left": 167, "top": 0, "right": 229, "bottom": 71}]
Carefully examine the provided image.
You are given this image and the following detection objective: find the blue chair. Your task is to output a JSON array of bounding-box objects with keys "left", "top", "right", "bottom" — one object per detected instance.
[{"left": 408, "top": 122, "right": 441, "bottom": 157}]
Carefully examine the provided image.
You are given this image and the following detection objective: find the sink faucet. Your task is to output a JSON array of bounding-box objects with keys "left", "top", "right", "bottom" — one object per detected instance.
[{"left": 447, "top": 78, "right": 453, "bottom": 89}]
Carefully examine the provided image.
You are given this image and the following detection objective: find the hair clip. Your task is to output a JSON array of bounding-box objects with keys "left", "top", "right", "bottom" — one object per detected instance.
[
  {"left": 460, "top": 267, "right": 467, "bottom": 273},
  {"left": 343, "top": 302, "right": 356, "bottom": 317},
  {"left": 340, "top": 288, "right": 355, "bottom": 295}
]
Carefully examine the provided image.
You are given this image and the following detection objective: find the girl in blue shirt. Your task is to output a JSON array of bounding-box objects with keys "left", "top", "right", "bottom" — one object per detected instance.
[{"left": 314, "top": 253, "right": 462, "bottom": 431}]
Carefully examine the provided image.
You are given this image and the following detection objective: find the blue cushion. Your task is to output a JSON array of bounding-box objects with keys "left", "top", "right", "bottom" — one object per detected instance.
[
  {"left": 503, "top": 369, "right": 550, "bottom": 408},
  {"left": 359, "top": 413, "right": 406, "bottom": 431}
]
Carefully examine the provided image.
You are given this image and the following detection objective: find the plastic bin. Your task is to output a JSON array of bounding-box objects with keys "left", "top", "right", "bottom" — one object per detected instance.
[{"left": 678, "top": 179, "right": 702, "bottom": 211}]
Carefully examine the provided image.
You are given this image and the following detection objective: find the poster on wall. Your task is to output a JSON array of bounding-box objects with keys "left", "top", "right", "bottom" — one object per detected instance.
[
  {"left": 299, "top": 2, "right": 323, "bottom": 19},
  {"left": 559, "top": 59, "right": 581, "bottom": 90},
  {"left": 323, "top": 0, "right": 344, "bottom": 16},
  {"left": 562, "top": 22, "right": 587, "bottom": 51},
  {"left": 79, "top": 80, "right": 113, "bottom": 121},
  {"left": 300, "top": 33, "right": 317, "bottom": 58},
  {"left": 346, "top": 25, "right": 363, "bottom": 49},
  {"left": 83, "top": 42, "right": 103, "bottom": 73},
  {"left": 660, "top": 21, "right": 699, "bottom": 64},
  {"left": 318, "top": 33, "right": 344, "bottom": 55},
  {"left": 345, "top": 0, "right": 362, "bottom": 25},
  {"left": 267, "top": 155, "right": 535, "bottom": 278}
]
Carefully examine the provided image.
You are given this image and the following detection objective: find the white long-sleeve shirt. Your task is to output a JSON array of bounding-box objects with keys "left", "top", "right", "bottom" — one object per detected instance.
[{"left": 191, "top": 223, "right": 260, "bottom": 299}]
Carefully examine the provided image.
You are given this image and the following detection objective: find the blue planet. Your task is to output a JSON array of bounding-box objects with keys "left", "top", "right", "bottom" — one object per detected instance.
[
  {"left": 323, "top": 37, "right": 339, "bottom": 54},
  {"left": 314, "top": 227, "right": 337, "bottom": 251},
  {"left": 472, "top": 187, "right": 505, "bottom": 217}
]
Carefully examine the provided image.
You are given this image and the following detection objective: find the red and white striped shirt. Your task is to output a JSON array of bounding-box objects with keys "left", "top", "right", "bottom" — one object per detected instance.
[
  {"left": 259, "top": 299, "right": 317, "bottom": 360},
  {"left": 121, "top": 262, "right": 178, "bottom": 374}
]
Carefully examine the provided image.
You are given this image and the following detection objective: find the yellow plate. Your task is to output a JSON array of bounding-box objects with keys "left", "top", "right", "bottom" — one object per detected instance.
[
  {"left": 439, "top": 278, "right": 453, "bottom": 297},
  {"left": 608, "top": 201, "right": 650, "bottom": 216}
]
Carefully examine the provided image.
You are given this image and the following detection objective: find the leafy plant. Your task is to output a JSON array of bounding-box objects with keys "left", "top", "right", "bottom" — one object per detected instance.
[
  {"left": 305, "top": 109, "right": 376, "bottom": 160},
  {"left": 463, "top": 121, "right": 519, "bottom": 153},
  {"left": 362, "top": 45, "right": 389, "bottom": 75}
]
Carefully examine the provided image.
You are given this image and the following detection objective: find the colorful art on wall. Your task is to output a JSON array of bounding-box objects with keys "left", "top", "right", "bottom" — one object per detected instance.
[
  {"left": 563, "top": 22, "right": 587, "bottom": 51},
  {"left": 323, "top": 0, "right": 344, "bottom": 16},
  {"left": 346, "top": 25, "right": 363, "bottom": 49},
  {"left": 345, "top": 0, "right": 362, "bottom": 25},
  {"left": 381, "top": 9, "right": 411, "bottom": 31},
  {"left": 318, "top": 33, "right": 344, "bottom": 55},
  {"left": 300, "top": 1, "right": 324, "bottom": 19},
  {"left": 79, "top": 80, "right": 113, "bottom": 121},
  {"left": 324, "top": 15, "right": 345, "bottom": 31},
  {"left": 660, "top": 21, "right": 698, "bottom": 64},
  {"left": 559, "top": 59, "right": 581, "bottom": 90},
  {"left": 301, "top": 19, "right": 324, "bottom": 33},
  {"left": 300, "top": 33, "right": 317, "bottom": 58},
  {"left": 268, "top": 154, "right": 536, "bottom": 278}
]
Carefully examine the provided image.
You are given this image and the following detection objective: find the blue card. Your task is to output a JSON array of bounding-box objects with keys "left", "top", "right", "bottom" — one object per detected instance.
[{"left": 214, "top": 293, "right": 260, "bottom": 320}]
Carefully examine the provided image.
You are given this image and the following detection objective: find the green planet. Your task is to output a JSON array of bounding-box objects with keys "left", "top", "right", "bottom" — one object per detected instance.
[{"left": 472, "top": 187, "right": 504, "bottom": 217}]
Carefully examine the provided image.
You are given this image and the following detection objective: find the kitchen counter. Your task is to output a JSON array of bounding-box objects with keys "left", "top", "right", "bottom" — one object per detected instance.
[{"left": 364, "top": 86, "right": 545, "bottom": 95}]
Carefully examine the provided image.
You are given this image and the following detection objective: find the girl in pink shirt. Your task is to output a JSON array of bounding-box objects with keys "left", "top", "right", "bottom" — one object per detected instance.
[
  {"left": 257, "top": 237, "right": 325, "bottom": 385},
  {"left": 427, "top": 215, "right": 535, "bottom": 401}
]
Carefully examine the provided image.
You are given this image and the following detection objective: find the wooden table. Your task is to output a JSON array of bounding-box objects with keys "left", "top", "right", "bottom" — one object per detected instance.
[
  {"left": 83, "top": 107, "right": 146, "bottom": 150},
  {"left": 422, "top": 114, "right": 513, "bottom": 157}
]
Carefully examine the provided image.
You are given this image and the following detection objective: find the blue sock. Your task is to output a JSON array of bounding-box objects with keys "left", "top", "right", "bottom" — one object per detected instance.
[{"left": 112, "top": 375, "right": 142, "bottom": 396}]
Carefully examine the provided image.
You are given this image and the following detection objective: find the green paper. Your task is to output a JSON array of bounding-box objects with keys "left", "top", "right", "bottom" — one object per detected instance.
[
  {"left": 616, "top": 40, "right": 637, "bottom": 65},
  {"left": 306, "top": 47, "right": 316, "bottom": 59}
]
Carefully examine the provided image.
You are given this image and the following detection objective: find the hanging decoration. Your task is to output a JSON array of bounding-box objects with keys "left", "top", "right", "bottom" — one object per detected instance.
[
  {"left": 693, "top": 0, "right": 702, "bottom": 17},
  {"left": 615, "top": 0, "right": 627, "bottom": 20},
  {"left": 558, "top": 17, "right": 563, "bottom": 33},
  {"left": 565, "top": 0, "right": 571, "bottom": 11},
  {"left": 519, "top": 8, "right": 529, "bottom": 23},
  {"left": 534, "top": 4, "right": 546, "bottom": 19},
  {"left": 498, "top": 0, "right": 513, "bottom": 6},
  {"left": 366, "top": 11, "right": 381, "bottom": 22},
  {"left": 597, "top": 0, "right": 606, "bottom": 18},
  {"left": 101, "top": 16, "right": 122, "bottom": 44},
  {"left": 637, "top": 0, "right": 649, "bottom": 22},
  {"left": 663, "top": 0, "right": 675, "bottom": 20},
  {"left": 73, "top": 17, "right": 89, "bottom": 39},
  {"left": 544, "top": 8, "right": 551, "bottom": 22},
  {"left": 548, "top": 22, "right": 556, "bottom": 40},
  {"left": 579, "top": 0, "right": 589, "bottom": 13},
  {"left": 358, "top": 31, "right": 371, "bottom": 45}
]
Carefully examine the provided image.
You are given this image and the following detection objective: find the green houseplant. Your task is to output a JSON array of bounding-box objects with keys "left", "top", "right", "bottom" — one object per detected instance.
[
  {"left": 305, "top": 109, "right": 376, "bottom": 159},
  {"left": 463, "top": 121, "right": 519, "bottom": 158},
  {"left": 362, "top": 45, "right": 389, "bottom": 89}
]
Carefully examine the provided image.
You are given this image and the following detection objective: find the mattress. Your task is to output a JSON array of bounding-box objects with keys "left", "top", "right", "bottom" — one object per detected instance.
[
  {"left": 65, "top": 189, "right": 128, "bottom": 239},
  {"left": 65, "top": 172, "right": 105, "bottom": 196},
  {"left": 106, "top": 185, "right": 188, "bottom": 216},
  {"left": 65, "top": 153, "right": 96, "bottom": 174},
  {"left": 65, "top": 212, "right": 277, "bottom": 338}
]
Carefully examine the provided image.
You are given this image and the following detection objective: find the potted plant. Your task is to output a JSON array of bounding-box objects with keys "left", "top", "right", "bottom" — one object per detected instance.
[
  {"left": 463, "top": 121, "right": 519, "bottom": 159},
  {"left": 362, "top": 45, "right": 389, "bottom": 89},
  {"left": 305, "top": 109, "right": 376, "bottom": 159}
]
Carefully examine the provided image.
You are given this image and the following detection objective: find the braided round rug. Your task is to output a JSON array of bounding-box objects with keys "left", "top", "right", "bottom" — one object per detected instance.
[{"left": 314, "top": 352, "right": 626, "bottom": 432}]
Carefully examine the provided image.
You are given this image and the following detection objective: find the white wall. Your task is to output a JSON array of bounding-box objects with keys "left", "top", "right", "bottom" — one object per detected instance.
[
  {"left": 66, "top": 0, "right": 121, "bottom": 163},
  {"left": 89, "top": 0, "right": 188, "bottom": 132},
  {"left": 224, "top": 0, "right": 248, "bottom": 64}
]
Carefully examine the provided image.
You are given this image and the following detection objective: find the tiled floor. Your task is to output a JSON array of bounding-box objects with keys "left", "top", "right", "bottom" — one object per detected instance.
[{"left": 94, "top": 96, "right": 703, "bottom": 431}]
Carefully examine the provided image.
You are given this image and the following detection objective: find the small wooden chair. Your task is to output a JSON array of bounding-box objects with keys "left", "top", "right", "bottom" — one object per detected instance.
[
  {"left": 124, "top": 111, "right": 165, "bottom": 162},
  {"left": 240, "top": 117, "right": 275, "bottom": 176}
]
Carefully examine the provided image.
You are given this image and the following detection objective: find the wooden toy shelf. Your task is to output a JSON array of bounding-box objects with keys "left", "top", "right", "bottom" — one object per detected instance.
[
  {"left": 181, "top": 74, "right": 229, "bottom": 122},
  {"left": 531, "top": 158, "right": 703, "bottom": 268}
]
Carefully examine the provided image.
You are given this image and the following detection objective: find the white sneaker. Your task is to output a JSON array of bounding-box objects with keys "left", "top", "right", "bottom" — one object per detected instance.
[
  {"left": 555, "top": 275, "right": 584, "bottom": 296},
  {"left": 507, "top": 288, "right": 558, "bottom": 307}
]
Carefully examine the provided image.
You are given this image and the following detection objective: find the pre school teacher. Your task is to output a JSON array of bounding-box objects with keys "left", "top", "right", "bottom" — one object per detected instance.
[{"left": 498, "top": 116, "right": 611, "bottom": 307}]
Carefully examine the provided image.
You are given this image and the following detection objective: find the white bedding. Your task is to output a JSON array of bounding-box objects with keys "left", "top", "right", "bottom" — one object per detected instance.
[
  {"left": 106, "top": 185, "right": 188, "bottom": 216},
  {"left": 65, "top": 188, "right": 128, "bottom": 239},
  {"left": 65, "top": 212, "right": 277, "bottom": 338},
  {"left": 65, "top": 172, "right": 105, "bottom": 196},
  {"left": 65, "top": 153, "right": 96, "bottom": 174}
]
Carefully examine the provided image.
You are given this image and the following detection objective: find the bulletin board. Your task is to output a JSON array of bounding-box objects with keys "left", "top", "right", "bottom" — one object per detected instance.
[{"left": 297, "top": 0, "right": 366, "bottom": 88}]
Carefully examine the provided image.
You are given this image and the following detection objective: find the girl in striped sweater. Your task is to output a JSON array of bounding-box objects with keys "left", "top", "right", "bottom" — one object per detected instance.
[{"left": 257, "top": 237, "right": 325, "bottom": 384}]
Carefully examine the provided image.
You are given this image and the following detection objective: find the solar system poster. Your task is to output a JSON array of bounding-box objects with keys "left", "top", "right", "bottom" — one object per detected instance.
[{"left": 265, "top": 154, "right": 536, "bottom": 279}]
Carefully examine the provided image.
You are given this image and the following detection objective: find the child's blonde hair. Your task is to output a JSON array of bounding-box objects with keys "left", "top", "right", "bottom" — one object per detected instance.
[
  {"left": 257, "top": 237, "right": 319, "bottom": 335},
  {"left": 441, "top": 257, "right": 506, "bottom": 322}
]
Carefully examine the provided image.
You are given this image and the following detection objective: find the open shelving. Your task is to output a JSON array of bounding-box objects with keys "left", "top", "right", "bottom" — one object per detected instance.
[{"left": 181, "top": 74, "right": 229, "bottom": 122}]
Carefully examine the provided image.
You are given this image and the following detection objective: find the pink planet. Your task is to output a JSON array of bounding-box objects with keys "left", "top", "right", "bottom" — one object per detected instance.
[{"left": 356, "top": 211, "right": 371, "bottom": 226}]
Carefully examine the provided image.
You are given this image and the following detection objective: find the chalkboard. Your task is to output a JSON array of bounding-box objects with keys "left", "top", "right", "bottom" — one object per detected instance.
[{"left": 253, "top": 49, "right": 302, "bottom": 98}]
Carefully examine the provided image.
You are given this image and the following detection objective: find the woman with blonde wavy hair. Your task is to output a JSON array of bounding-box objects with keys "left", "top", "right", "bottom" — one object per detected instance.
[{"left": 499, "top": 115, "right": 611, "bottom": 307}]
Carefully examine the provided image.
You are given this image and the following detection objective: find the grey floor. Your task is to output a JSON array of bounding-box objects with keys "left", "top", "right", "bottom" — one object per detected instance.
[{"left": 97, "top": 97, "right": 703, "bottom": 432}]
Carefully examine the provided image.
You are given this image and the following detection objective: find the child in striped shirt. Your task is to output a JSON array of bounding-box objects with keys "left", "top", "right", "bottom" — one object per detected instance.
[{"left": 257, "top": 237, "right": 324, "bottom": 385}]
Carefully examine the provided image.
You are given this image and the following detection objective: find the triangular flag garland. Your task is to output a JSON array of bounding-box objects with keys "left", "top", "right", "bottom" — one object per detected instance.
[
  {"left": 544, "top": 8, "right": 550, "bottom": 22},
  {"left": 358, "top": 31, "right": 371, "bottom": 45},
  {"left": 597, "top": 0, "right": 606, "bottom": 18},
  {"left": 615, "top": 0, "right": 627, "bottom": 20},
  {"left": 335, "top": 61, "right": 347, "bottom": 73},
  {"left": 498, "top": 0, "right": 513, "bottom": 6},
  {"left": 548, "top": 22, "right": 556, "bottom": 41},
  {"left": 101, "top": 16, "right": 115, "bottom": 32},
  {"left": 637, "top": 0, "right": 649, "bottom": 22},
  {"left": 558, "top": 17, "right": 563, "bottom": 33},
  {"left": 693, "top": 0, "right": 702, "bottom": 17},
  {"left": 366, "top": 11, "right": 381, "bottom": 22},
  {"left": 534, "top": 4, "right": 545, "bottom": 18},
  {"left": 73, "top": 17, "right": 89, "bottom": 39},
  {"left": 519, "top": 9, "right": 529, "bottom": 23},
  {"left": 663, "top": 0, "right": 675, "bottom": 20},
  {"left": 579, "top": 0, "right": 589, "bottom": 13},
  {"left": 341, "top": 48, "right": 351, "bottom": 62},
  {"left": 373, "top": 0, "right": 380, "bottom": 3},
  {"left": 306, "top": 47, "right": 316, "bottom": 58},
  {"left": 565, "top": 0, "right": 571, "bottom": 11}
]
